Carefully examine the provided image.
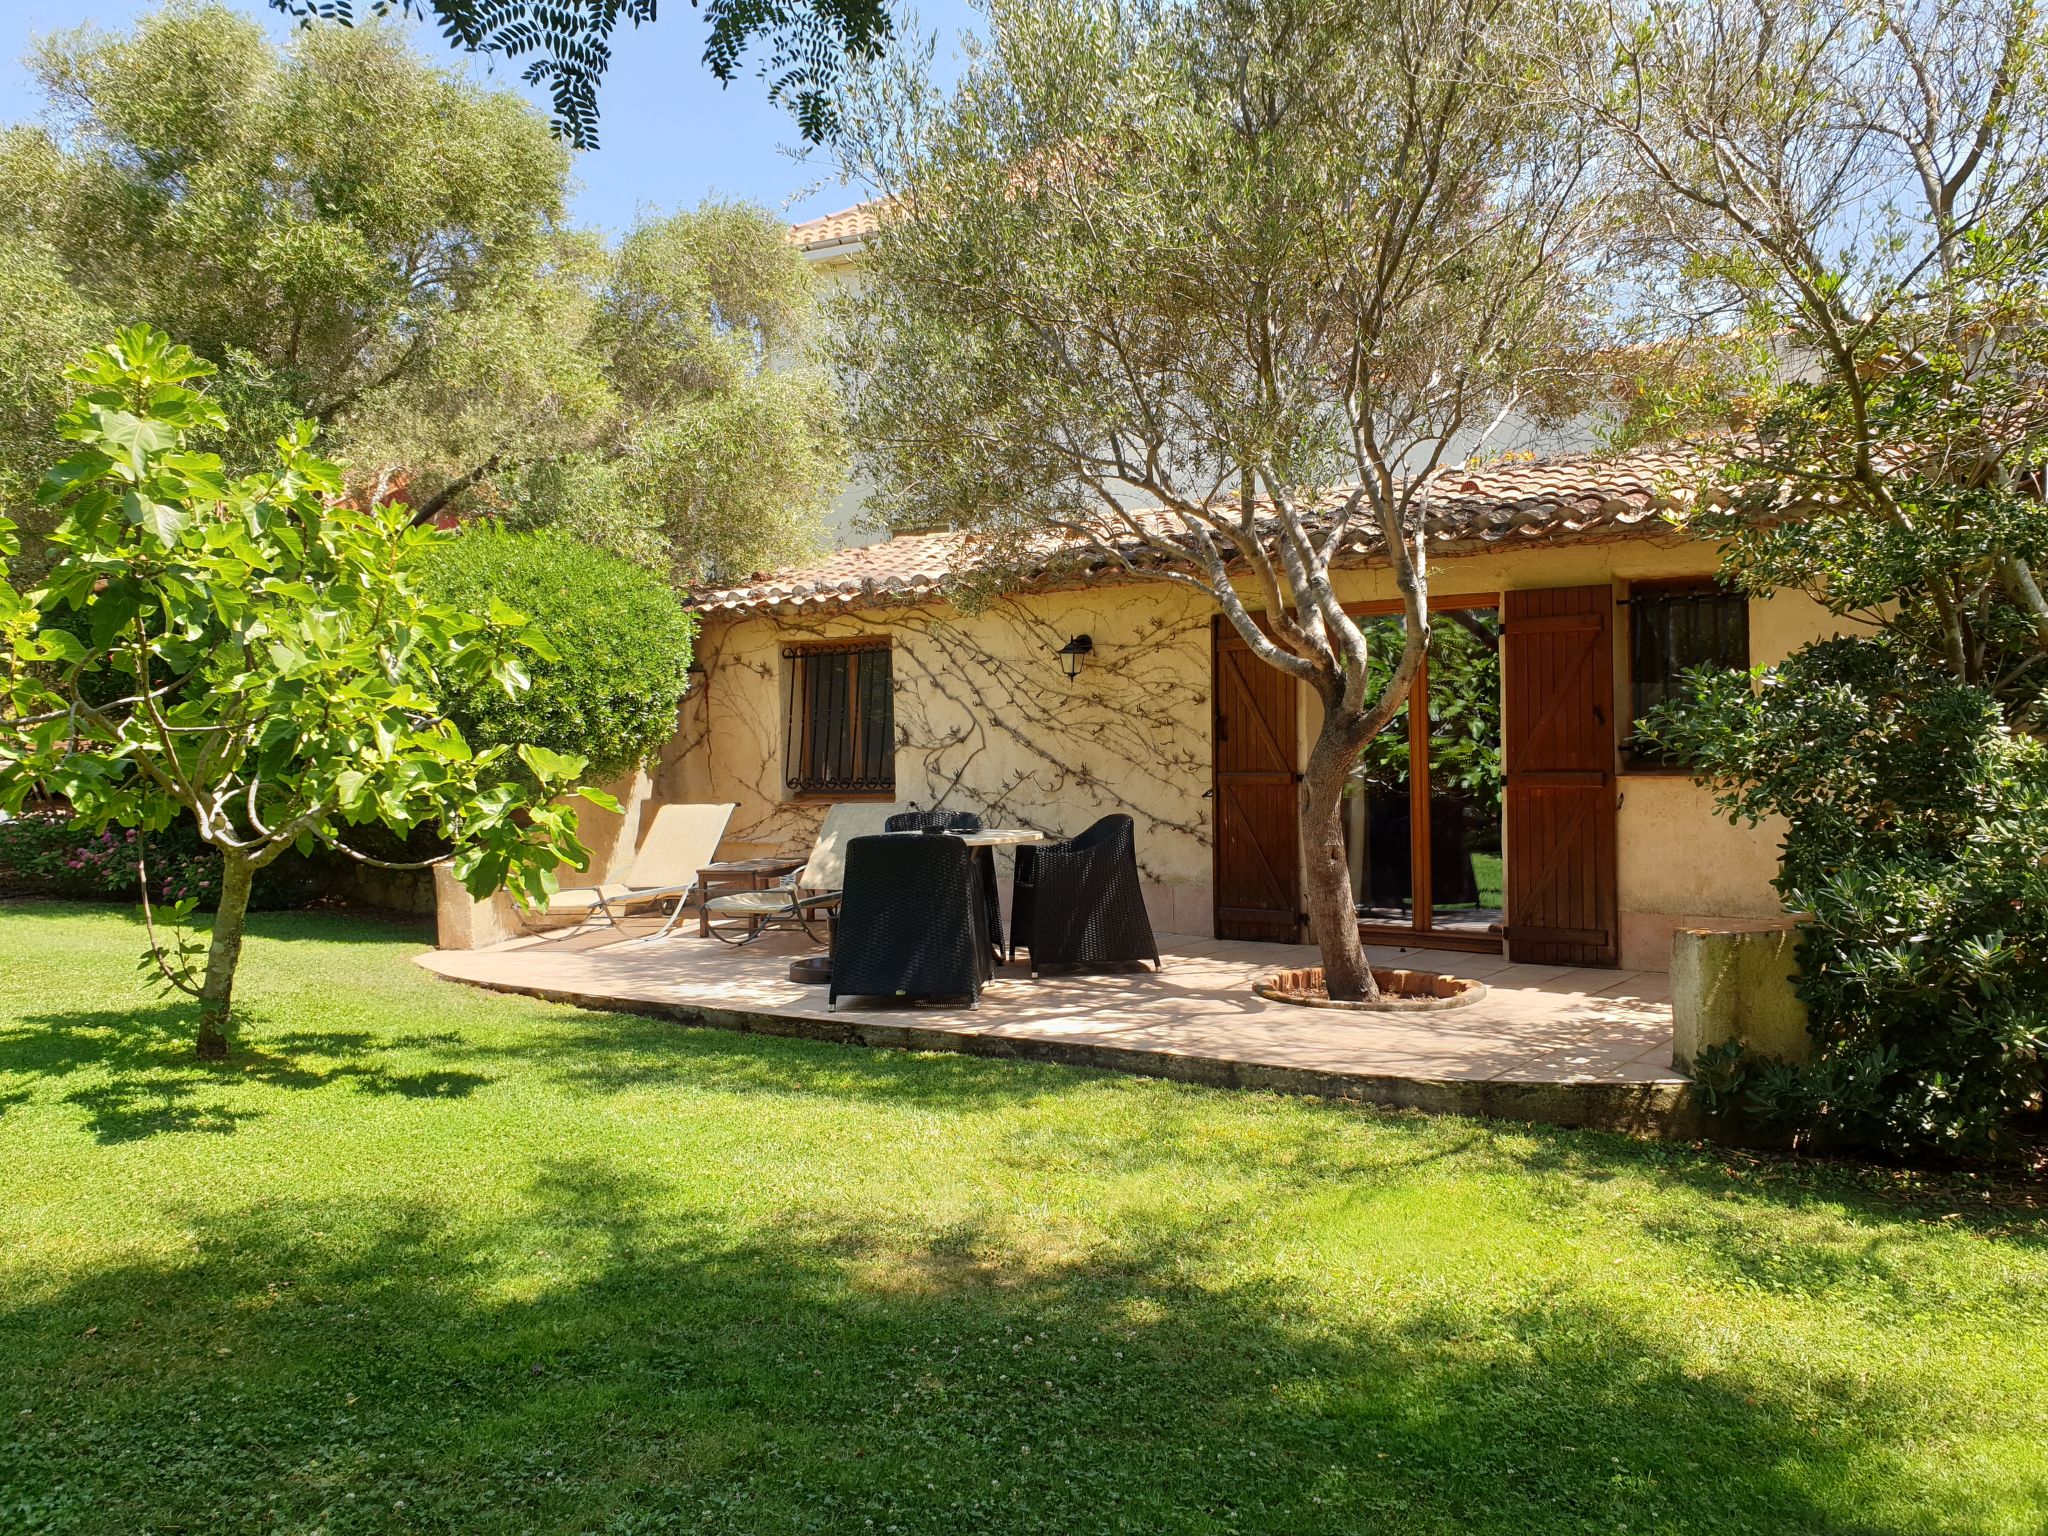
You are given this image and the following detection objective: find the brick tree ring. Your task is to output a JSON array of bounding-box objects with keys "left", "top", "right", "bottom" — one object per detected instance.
[{"left": 1254, "top": 967, "right": 1489, "bottom": 1012}]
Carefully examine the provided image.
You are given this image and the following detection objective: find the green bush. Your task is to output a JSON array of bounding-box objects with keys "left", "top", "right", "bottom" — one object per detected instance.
[
  {"left": 1647, "top": 636, "right": 2048, "bottom": 1154},
  {"left": 0, "top": 807, "right": 330, "bottom": 911},
  {"left": 0, "top": 809, "right": 214, "bottom": 904},
  {"left": 416, "top": 527, "right": 696, "bottom": 786}
]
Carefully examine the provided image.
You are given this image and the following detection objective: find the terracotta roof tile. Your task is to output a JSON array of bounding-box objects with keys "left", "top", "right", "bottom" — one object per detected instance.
[
  {"left": 692, "top": 445, "right": 1717, "bottom": 616},
  {"left": 787, "top": 199, "right": 888, "bottom": 251}
]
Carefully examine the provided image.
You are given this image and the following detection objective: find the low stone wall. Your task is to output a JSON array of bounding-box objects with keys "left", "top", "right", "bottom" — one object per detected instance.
[
  {"left": 1670, "top": 922, "right": 1812, "bottom": 1071},
  {"left": 433, "top": 865, "right": 614, "bottom": 948},
  {"left": 328, "top": 861, "right": 435, "bottom": 915}
]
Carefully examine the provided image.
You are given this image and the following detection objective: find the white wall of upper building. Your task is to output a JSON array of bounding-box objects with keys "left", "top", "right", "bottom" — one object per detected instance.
[
  {"left": 790, "top": 205, "right": 1610, "bottom": 556},
  {"left": 801, "top": 243, "right": 889, "bottom": 550}
]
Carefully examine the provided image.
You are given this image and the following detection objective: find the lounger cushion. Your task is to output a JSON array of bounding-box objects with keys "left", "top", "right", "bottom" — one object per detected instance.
[
  {"left": 703, "top": 889, "right": 806, "bottom": 916},
  {"left": 545, "top": 883, "right": 636, "bottom": 913}
]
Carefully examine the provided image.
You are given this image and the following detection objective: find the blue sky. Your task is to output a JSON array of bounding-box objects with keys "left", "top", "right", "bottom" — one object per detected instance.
[{"left": 0, "top": 0, "right": 980, "bottom": 235}]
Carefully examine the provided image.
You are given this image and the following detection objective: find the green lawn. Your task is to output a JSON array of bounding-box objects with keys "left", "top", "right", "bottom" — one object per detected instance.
[{"left": 1, "top": 904, "right": 2044, "bottom": 1535}]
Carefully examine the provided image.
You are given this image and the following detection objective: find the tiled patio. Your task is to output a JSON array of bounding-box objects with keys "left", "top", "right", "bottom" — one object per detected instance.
[{"left": 419, "top": 921, "right": 1689, "bottom": 1131}]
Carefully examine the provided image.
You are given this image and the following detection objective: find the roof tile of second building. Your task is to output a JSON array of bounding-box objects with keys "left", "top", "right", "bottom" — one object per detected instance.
[
  {"left": 693, "top": 445, "right": 1718, "bottom": 615},
  {"left": 788, "top": 200, "right": 887, "bottom": 250}
]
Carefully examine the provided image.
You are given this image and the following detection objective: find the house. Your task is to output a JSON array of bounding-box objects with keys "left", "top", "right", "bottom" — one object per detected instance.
[
  {"left": 671, "top": 443, "right": 1860, "bottom": 974},
  {"left": 435, "top": 199, "right": 1847, "bottom": 979}
]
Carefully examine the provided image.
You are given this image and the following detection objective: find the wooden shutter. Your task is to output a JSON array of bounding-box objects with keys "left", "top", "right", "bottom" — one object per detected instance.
[
  {"left": 1211, "top": 619, "right": 1303, "bottom": 942},
  {"left": 1502, "top": 586, "right": 1618, "bottom": 967}
]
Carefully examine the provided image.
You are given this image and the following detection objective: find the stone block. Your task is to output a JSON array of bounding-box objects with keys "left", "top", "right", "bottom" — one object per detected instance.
[
  {"left": 1670, "top": 923, "right": 1811, "bottom": 1071},
  {"left": 433, "top": 863, "right": 529, "bottom": 950}
]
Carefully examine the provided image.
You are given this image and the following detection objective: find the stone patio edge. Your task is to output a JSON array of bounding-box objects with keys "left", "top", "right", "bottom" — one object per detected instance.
[{"left": 424, "top": 966, "right": 1713, "bottom": 1139}]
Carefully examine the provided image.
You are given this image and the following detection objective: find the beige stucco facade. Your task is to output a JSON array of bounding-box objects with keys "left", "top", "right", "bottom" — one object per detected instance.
[{"left": 660, "top": 531, "right": 1865, "bottom": 971}]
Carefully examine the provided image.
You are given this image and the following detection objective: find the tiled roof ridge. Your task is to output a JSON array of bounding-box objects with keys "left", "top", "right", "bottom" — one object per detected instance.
[
  {"left": 787, "top": 198, "right": 889, "bottom": 251},
  {"left": 693, "top": 443, "right": 1720, "bottom": 616}
]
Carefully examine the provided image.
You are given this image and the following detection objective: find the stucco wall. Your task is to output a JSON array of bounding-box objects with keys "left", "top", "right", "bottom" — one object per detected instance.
[
  {"left": 670, "top": 580, "right": 1219, "bottom": 933},
  {"left": 676, "top": 533, "right": 1869, "bottom": 968}
]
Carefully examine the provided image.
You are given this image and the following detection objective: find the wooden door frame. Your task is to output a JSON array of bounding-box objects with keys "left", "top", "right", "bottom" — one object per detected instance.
[{"left": 1339, "top": 594, "right": 1503, "bottom": 954}]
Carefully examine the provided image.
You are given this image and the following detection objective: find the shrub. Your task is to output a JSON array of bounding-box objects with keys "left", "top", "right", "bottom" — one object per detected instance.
[
  {"left": 0, "top": 808, "right": 217, "bottom": 906},
  {"left": 0, "top": 808, "right": 330, "bottom": 911},
  {"left": 415, "top": 527, "right": 696, "bottom": 786},
  {"left": 1647, "top": 636, "right": 2048, "bottom": 1154}
]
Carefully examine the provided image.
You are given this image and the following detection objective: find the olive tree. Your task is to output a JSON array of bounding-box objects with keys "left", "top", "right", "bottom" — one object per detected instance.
[
  {"left": 15, "top": 3, "right": 567, "bottom": 436},
  {"left": 0, "top": 329, "right": 616, "bottom": 1059},
  {"left": 836, "top": 0, "right": 1606, "bottom": 998},
  {"left": 1579, "top": 0, "right": 2048, "bottom": 714},
  {"left": 5, "top": 9, "right": 845, "bottom": 584}
]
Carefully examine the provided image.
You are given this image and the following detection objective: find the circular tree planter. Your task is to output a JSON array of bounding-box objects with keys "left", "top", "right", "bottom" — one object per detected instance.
[
  {"left": 788, "top": 955, "right": 832, "bottom": 985},
  {"left": 1254, "top": 965, "right": 1488, "bottom": 1013}
]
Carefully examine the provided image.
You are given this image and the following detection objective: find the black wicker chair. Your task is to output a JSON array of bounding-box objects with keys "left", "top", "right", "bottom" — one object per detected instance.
[
  {"left": 884, "top": 808, "right": 985, "bottom": 833},
  {"left": 1008, "top": 814, "right": 1161, "bottom": 977},
  {"left": 828, "top": 834, "right": 993, "bottom": 1010}
]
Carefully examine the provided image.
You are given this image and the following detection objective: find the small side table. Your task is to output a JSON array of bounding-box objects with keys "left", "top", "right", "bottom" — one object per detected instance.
[{"left": 697, "top": 857, "right": 805, "bottom": 940}]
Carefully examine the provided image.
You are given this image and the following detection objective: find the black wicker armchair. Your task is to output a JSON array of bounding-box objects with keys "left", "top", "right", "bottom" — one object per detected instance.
[
  {"left": 828, "top": 834, "right": 994, "bottom": 1010},
  {"left": 1008, "top": 814, "right": 1161, "bottom": 977},
  {"left": 884, "top": 809, "right": 985, "bottom": 833}
]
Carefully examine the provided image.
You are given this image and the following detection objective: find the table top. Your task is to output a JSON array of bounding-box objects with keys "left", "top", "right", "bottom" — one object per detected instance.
[
  {"left": 953, "top": 828, "right": 1045, "bottom": 848},
  {"left": 701, "top": 857, "right": 805, "bottom": 874},
  {"left": 880, "top": 827, "right": 1043, "bottom": 847}
]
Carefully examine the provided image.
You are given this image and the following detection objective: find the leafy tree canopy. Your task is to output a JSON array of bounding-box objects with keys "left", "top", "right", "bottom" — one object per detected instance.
[
  {"left": 372, "top": 199, "right": 846, "bottom": 583},
  {"left": 269, "top": 0, "right": 894, "bottom": 150},
  {"left": 3, "top": 3, "right": 844, "bottom": 585},
  {"left": 1584, "top": 0, "right": 2048, "bottom": 721},
  {"left": 12, "top": 2, "right": 566, "bottom": 430}
]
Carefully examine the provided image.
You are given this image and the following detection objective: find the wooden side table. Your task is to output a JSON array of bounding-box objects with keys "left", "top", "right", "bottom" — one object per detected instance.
[{"left": 697, "top": 857, "right": 805, "bottom": 939}]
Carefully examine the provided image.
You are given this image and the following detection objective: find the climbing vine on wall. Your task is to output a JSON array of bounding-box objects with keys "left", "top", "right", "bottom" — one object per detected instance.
[{"left": 676, "top": 584, "right": 1214, "bottom": 886}]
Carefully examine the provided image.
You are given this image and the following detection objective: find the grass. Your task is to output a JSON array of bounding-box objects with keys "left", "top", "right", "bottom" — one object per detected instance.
[{"left": 1, "top": 902, "right": 2045, "bottom": 1535}]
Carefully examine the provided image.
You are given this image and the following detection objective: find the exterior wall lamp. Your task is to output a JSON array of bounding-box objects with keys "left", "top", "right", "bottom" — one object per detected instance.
[{"left": 1055, "top": 634, "right": 1094, "bottom": 681}]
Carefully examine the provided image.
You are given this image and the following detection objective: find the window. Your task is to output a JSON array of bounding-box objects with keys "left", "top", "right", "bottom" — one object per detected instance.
[
  {"left": 784, "top": 641, "right": 895, "bottom": 795},
  {"left": 1626, "top": 584, "right": 1749, "bottom": 765}
]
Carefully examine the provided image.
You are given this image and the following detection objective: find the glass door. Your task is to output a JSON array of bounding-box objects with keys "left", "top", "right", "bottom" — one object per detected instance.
[
  {"left": 1343, "top": 614, "right": 1415, "bottom": 928},
  {"left": 1343, "top": 602, "right": 1504, "bottom": 952}
]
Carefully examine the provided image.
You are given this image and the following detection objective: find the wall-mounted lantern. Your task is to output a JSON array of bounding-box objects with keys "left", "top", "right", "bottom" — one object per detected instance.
[{"left": 1054, "top": 633, "right": 1094, "bottom": 681}]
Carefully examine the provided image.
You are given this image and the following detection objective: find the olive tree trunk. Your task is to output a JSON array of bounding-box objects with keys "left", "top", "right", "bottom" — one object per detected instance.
[
  {"left": 195, "top": 856, "right": 257, "bottom": 1060},
  {"left": 1301, "top": 710, "right": 1378, "bottom": 999}
]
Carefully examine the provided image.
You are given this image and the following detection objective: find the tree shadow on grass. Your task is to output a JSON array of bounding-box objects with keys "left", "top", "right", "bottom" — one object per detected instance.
[
  {"left": 405, "top": 993, "right": 2048, "bottom": 1243},
  {"left": 0, "top": 1003, "right": 493, "bottom": 1144},
  {"left": 2, "top": 1155, "right": 2004, "bottom": 1536},
  {"left": 1496, "top": 1133, "right": 2048, "bottom": 1307}
]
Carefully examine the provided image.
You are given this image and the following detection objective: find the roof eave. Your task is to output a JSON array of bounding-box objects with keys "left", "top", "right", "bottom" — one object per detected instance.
[{"left": 692, "top": 513, "right": 1702, "bottom": 621}]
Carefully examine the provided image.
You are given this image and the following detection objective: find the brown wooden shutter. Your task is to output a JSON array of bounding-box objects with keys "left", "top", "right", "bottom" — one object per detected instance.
[
  {"left": 1211, "top": 619, "right": 1303, "bottom": 942},
  {"left": 1502, "top": 586, "right": 1619, "bottom": 967}
]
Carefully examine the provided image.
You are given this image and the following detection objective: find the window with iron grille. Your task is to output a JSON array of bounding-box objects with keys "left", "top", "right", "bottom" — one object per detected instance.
[
  {"left": 1626, "top": 584, "right": 1749, "bottom": 765},
  {"left": 784, "top": 641, "right": 895, "bottom": 794}
]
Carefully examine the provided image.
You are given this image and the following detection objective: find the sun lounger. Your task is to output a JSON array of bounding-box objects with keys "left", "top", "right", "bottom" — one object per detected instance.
[{"left": 546, "top": 801, "right": 736, "bottom": 938}]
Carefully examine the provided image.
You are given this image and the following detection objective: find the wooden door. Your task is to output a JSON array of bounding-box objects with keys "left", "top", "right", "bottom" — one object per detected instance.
[
  {"left": 1211, "top": 619, "right": 1302, "bottom": 942},
  {"left": 1502, "top": 586, "right": 1619, "bottom": 966}
]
